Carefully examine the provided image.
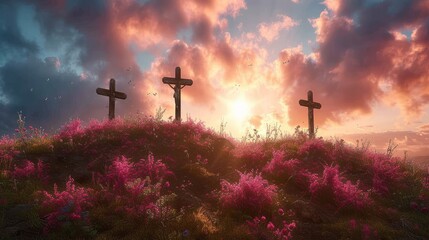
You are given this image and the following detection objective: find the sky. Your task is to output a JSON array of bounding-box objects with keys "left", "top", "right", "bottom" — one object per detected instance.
[{"left": 1, "top": 0, "right": 429, "bottom": 160}]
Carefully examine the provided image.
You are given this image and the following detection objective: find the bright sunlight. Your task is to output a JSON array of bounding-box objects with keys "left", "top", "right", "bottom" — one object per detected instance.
[{"left": 231, "top": 98, "right": 251, "bottom": 122}]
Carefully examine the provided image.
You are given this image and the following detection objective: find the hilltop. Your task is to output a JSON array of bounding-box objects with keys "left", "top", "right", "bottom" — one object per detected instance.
[{"left": 1, "top": 117, "right": 428, "bottom": 240}]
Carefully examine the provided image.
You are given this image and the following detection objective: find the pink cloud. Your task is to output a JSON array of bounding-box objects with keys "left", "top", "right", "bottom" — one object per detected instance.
[
  {"left": 275, "top": 0, "right": 429, "bottom": 128},
  {"left": 250, "top": 115, "right": 263, "bottom": 128},
  {"left": 341, "top": 130, "right": 429, "bottom": 162},
  {"left": 258, "top": 15, "right": 298, "bottom": 42}
]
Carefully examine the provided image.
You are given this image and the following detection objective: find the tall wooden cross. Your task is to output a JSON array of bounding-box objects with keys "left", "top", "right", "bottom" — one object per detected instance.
[
  {"left": 162, "top": 67, "right": 193, "bottom": 122},
  {"left": 96, "top": 79, "right": 127, "bottom": 120},
  {"left": 299, "top": 90, "right": 321, "bottom": 138}
]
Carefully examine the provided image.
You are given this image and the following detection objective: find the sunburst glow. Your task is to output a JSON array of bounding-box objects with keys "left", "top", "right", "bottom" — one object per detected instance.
[{"left": 231, "top": 98, "right": 251, "bottom": 122}]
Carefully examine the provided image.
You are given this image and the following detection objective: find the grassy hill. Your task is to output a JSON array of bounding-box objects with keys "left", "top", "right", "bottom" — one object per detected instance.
[{"left": 1, "top": 117, "right": 428, "bottom": 239}]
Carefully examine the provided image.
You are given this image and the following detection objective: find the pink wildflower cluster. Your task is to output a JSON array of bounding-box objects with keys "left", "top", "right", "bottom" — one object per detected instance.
[
  {"left": 349, "top": 219, "right": 378, "bottom": 239},
  {"left": 38, "top": 176, "right": 93, "bottom": 233},
  {"left": 12, "top": 160, "right": 47, "bottom": 182},
  {"left": 263, "top": 150, "right": 299, "bottom": 178},
  {"left": 368, "top": 153, "right": 405, "bottom": 195},
  {"left": 309, "top": 165, "right": 371, "bottom": 210},
  {"left": 1, "top": 136, "right": 20, "bottom": 174},
  {"left": 195, "top": 154, "right": 208, "bottom": 165},
  {"left": 247, "top": 215, "right": 296, "bottom": 240},
  {"left": 233, "top": 143, "right": 267, "bottom": 169},
  {"left": 102, "top": 154, "right": 172, "bottom": 218},
  {"left": 220, "top": 171, "right": 277, "bottom": 214},
  {"left": 298, "top": 138, "right": 332, "bottom": 162},
  {"left": 56, "top": 119, "right": 84, "bottom": 140},
  {"left": 105, "top": 154, "right": 172, "bottom": 192},
  {"left": 120, "top": 178, "right": 163, "bottom": 218}
]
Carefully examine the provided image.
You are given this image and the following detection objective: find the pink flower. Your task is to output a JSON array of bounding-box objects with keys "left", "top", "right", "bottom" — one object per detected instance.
[
  {"left": 254, "top": 217, "right": 260, "bottom": 224},
  {"left": 260, "top": 216, "right": 266, "bottom": 222},
  {"left": 164, "top": 181, "right": 170, "bottom": 188},
  {"left": 410, "top": 202, "right": 419, "bottom": 210},
  {"left": 13, "top": 160, "right": 36, "bottom": 179},
  {"left": 267, "top": 222, "right": 275, "bottom": 231},
  {"left": 278, "top": 208, "right": 284, "bottom": 216},
  {"left": 362, "top": 224, "right": 371, "bottom": 240},
  {"left": 349, "top": 219, "right": 357, "bottom": 229}
]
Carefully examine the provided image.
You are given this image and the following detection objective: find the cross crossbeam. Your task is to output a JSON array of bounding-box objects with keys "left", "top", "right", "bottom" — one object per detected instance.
[
  {"left": 96, "top": 79, "right": 127, "bottom": 120},
  {"left": 162, "top": 67, "right": 193, "bottom": 122},
  {"left": 299, "top": 90, "right": 321, "bottom": 139}
]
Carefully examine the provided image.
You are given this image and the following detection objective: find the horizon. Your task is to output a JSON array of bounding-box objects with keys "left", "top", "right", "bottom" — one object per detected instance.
[{"left": 1, "top": 0, "right": 429, "bottom": 160}]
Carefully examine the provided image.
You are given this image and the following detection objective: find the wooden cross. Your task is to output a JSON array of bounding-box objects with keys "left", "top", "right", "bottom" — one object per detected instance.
[
  {"left": 299, "top": 90, "right": 321, "bottom": 138},
  {"left": 96, "top": 79, "right": 127, "bottom": 120},
  {"left": 162, "top": 67, "right": 193, "bottom": 122}
]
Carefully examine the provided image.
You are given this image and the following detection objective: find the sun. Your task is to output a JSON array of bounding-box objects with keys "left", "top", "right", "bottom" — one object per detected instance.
[{"left": 231, "top": 98, "right": 251, "bottom": 122}]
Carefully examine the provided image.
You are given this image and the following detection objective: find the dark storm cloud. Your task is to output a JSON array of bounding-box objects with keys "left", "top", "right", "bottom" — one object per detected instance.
[
  {"left": 0, "top": 1, "right": 38, "bottom": 60},
  {"left": 0, "top": 57, "right": 109, "bottom": 136}
]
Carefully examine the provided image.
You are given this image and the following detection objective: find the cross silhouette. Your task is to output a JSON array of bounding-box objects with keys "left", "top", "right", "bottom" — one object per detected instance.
[
  {"left": 162, "top": 67, "right": 193, "bottom": 122},
  {"left": 96, "top": 79, "right": 127, "bottom": 120},
  {"left": 299, "top": 90, "right": 321, "bottom": 138}
]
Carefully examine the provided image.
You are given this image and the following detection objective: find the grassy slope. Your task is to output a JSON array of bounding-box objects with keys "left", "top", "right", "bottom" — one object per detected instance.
[{"left": 1, "top": 117, "right": 428, "bottom": 240}]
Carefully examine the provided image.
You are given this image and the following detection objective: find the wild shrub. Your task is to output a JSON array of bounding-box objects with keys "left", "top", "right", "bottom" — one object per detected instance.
[
  {"left": 220, "top": 171, "right": 277, "bottom": 214},
  {"left": 12, "top": 160, "right": 47, "bottom": 182},
  {"left": 101, "top": 154, "right": 174, "bottom": 219},
  {"left": 263, "top": 150, "right": 299, "bottom": 180},
  {"left": 104, "top": 154, "right": 172, "bottom": 193},
  {"left": 56, "top": 119, "right": 84, "bottom": 141},
  {"left": 233, "top": 142, "right": 268, "bottom": 170},
  {"left": 298, "top": 138, "right": 333, "bottom": 163},
  {"left": 367, "top": 153, "right": 406, "bottom": 195},
  {"left": 309, "top": 165, "right": 371, "bottom": 211},
  {"left": 38, "top": 176, "right": 93, "bottom": 233}
]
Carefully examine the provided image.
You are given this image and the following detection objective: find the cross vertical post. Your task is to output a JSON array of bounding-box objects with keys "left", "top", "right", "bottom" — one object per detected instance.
[
  {"left": 109, "top": 79, "right": 115, "bottom": 120},
  {"left": 299, "top": 90, "right": 322, "bottom": 139},
  {"left": 96, "top": 79, "right": 127, "bottom": 120},
  {"left": 162, "top": 67, "right": 193, "bottom": 122},
  {"left": 174, "top": 67, "right": 181, "bottom": 121}
]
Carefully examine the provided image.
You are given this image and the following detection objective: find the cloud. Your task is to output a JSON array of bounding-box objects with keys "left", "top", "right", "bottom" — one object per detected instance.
[
  {"left": 276, "top": 0, "right": 429, "bottom": 127},
  {"left": 249, "top": 115, "right": 263, "bottom": 128},
  {"left": 340, "top": 130, "right": 429, "bottom": 159},
  {"left": 258, "top": 15, "right": 298, "bottom": 42},
  {"left": 419, "top": 124, "right": 429, "bottom": 134},
  {"left": 0, "top": 1, "right": 38, "bottom": 60},
  {"left": 0, "top": 57, "right": 102, "bottom": 134},
  {"left": 0, "top": 0, "right": 249, "bottom": 134}
]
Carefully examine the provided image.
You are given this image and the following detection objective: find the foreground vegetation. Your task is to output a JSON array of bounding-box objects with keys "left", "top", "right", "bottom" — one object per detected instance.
[{"left": 1, "top": 116, "right": 428, "bottom": 239}]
